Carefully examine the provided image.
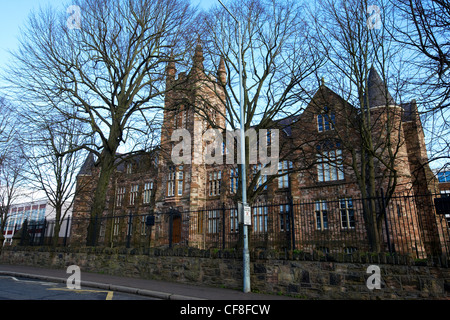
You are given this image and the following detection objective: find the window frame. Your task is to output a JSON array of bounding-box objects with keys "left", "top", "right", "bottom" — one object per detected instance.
[
  {"left": 209, "top": 170, "right": 222, "bottom": 196},
  {"left": 340, "top": 198, "right": 355, "bottom": 229},
  {"left": 253, "top": 205, "right": 268, "bottom": 233},
  {"left": 177, "top": 168, "right": 184, "bottom": 196},
  {"left": 279, "top": 204, "right": 290, "bottom": 232},
  {"left": 278, "top": 160, "right": 292, "bottom": 189},
  {"left": 315, "top": 200, "right": 328, "bottom": 230},
  {"left": 129, "top": 184, "right": 139, "bottom": 205},
  {"left": 167, "top": 166, "right": 176, "bottom": 197},
  {"left": 116, "top": 186, "right": 126, "bottom": 207},
  {"left": 317, "top": 107, "right": 336, "bottom": 133},
  {"left": 143, "top": 182, "right": 153, "bottom": 204},
  {"left": 317, "top": 145, "right": 344, "bottom": 182}
]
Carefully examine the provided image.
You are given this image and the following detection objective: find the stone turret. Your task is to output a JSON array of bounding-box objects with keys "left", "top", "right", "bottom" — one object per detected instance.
[
  {"left": 218, "top": 57, "right": 227, "bottom": 86},
  {"left": 367, "top": 66, "right": 396, "bottom": 108},
  {"left": 166, "top": 57, "right": 177, "bottom": 87},
  {"left": 190, "top": 42, "right": 205, "bottom": 80}
]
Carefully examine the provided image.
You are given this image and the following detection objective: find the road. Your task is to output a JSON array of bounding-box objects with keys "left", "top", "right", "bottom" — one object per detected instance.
[{"left": 0, "top": 275, "right": 158, "bottom": 300}]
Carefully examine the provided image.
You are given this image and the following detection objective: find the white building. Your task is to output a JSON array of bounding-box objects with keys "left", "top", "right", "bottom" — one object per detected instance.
[{"left": 2, "top": 198, "right": 72, "bottom": 246}]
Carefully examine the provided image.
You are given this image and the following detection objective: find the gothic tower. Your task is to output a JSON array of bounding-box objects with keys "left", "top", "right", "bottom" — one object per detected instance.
[{"left": 155, "top": 43, "right": 227, "bottom": 246}]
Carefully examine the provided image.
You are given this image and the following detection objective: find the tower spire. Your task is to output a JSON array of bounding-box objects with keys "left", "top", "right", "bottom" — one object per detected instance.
[
  {"left": 218, "top": 57, "right": 227, "bottom": 85},
  {"left": 166, "top": 52, "right": 176, "bottom": 85},
  {"left": 367, "top": 66, "right": 395, "bottom": 108},
  {"left": 192, "top": 39, "right": 204, "bottom": 72}
]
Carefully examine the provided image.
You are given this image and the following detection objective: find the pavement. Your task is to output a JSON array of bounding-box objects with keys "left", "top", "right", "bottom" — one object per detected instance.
[{"left": 0, "top": 264, "right": 298, "bottom": 300}]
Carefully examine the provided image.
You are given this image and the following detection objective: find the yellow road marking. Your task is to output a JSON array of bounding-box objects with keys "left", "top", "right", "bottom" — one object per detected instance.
[
  {"left": 105, "top": 291, "right": 114, "bottom": 300},
  {"left": 47, "top": 287, "right": 114, "bottom": 300}
]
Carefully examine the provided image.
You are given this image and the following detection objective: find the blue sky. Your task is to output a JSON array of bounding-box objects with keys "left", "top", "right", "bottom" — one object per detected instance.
[{"left": 0, "top": 0, "right": 217, "bottom": 69}]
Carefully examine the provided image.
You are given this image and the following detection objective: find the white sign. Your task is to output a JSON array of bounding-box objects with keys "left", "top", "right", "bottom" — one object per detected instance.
[
  {"left": 243, "top": 205, "right": 251, "bottom": 226},
  {"left": 238, "top": 202, "right": 252, "bottom": 226}
]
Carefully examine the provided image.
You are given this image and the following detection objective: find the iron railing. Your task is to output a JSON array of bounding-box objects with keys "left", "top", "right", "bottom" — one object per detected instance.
[{"left": 6, "top": 192, "right": 450, "bottom": 264}]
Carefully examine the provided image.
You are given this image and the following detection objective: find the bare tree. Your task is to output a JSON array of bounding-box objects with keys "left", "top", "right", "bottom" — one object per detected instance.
[
  {"left": 21, "top": 113, "right": 89, "bottom": 246},
  {"left": 0, "top": 97, "right": 26, "bottom": 241},
  {"left": 308, "top": 0, "right": 412, "bottom": 251},
  {"left": 199, "top": 0, "right": 321, "bottom": 204},
  {"left": 389, "top": 0, "right": 450, "bottom": 171},
  {"left": 0, "top": 140, "right": 28, "bottom": 241},
  {"left": 2, "top": 0, "right": 198, "bottom": 245},
  {"left": 391, "top": 0, "right": 450, "bottom": 107}
]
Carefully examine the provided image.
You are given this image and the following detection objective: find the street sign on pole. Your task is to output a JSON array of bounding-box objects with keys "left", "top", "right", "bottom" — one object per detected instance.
[{"left": 238, "top": 202, "right": 252, "bottom": 226}]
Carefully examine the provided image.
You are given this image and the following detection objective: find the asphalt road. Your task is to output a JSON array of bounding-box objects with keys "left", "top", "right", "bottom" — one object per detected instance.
[{"left": 0, "top": 275, "right": 159, "bottom": 300}]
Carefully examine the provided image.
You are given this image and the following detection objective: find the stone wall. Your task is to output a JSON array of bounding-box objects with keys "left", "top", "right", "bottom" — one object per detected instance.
[{"left": 0, "top": 246, "right": 448, "bottom": 300}]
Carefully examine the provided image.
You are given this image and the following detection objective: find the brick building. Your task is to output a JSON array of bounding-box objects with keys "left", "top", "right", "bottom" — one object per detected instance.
[{"left": 72, "top": 44, "right": 448, "bottom": 257}]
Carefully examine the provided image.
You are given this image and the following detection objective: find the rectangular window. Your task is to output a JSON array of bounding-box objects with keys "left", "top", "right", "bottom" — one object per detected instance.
[
  {"left": 438, "top": 171, "right": 450, "bottom": 182},
  {"left": 116, "top": 187, "right": 126, "bottom": 207},
  {"left": 209, "top": 171, "right": 221, "bottom": 196},
  {"left": 230, "top": 209, "right": 239, "bottom": 233},
  {"left": 278, "top": 160, "right": 292, "bottom": 188},
  {"left": 340, "top": 198, "right": 355, "bottom": 229},
  {"left": 222, "top": 142, "right": 228, "bottom": 155},
  {"left": 315, "top": 200, "right": 328, "bottom": 230},
  {"left": 317, "top": 149, "right": 344, "bottom": 182},
  {"left": 17, "top": 207, "right": 25, "bottom": 228},
  {"left": 253, "top": 206, "right": 268, "bottom": 233},
  {"left": 130, "top": 184, "right": 139, "bottom": 205},
  {"left": 31, "top": 206, "right": 38, "bottom": 222},
  {"left": 177, "top": 170, "right": 184, "bottom": 196},
  {"left": 113, "top": 217, "right": 120, "bottom": 236},
  {"left": 207, "top": 210, "right": 219, "bottom": 233},
  {"left": 143, "top": 182, "right": 153, "bottom": 204},
  {"left": 126, "top": 163, "right": 132, "bottom": 174},
  {"left": 280, "top": 204, "right": 290, "bottom": 232},
  {"left": 168, "top": 167, "right": 175, "bottom": 197},
  {"left": 217, "top": 171, "right": 221, "bottom": 194},
  {"left": 9, "top": 208, "right": 17, "bottom": 229},
  {"left": 230, "top": 168, "right": 239, "bottom": 193},
  {"left": 24, "top": 206, "right": 31, "bottom": 223},
  {"left": 317, "top": 114, "right": 324, "bottom": 132},
  {"left": 317, "top": 108, "right": 335, "bottom": 132},
  {"left": 140, "top": 216, "right": 147, "bottom": 235}
]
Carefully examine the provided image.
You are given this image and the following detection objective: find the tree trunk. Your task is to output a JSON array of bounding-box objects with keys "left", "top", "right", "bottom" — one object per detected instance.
[
  {"left": 86, "top": 151, "right": 116, "bottom": 246},
  {"left": 360, "top": 152, "right": 384, "bottom": 253},
  {"left": 52, "top": 206, "right": 62, "bottom": 247}
]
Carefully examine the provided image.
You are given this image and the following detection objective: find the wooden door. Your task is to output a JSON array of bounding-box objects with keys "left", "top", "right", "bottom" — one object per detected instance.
[{"left": 172, "top": 216, "right": 182, "bottom": 243}]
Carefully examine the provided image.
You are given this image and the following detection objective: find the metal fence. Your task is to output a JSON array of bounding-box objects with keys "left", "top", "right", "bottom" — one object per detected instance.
[{"left": 9, "top": 192, "right": 450, "bottom": 263}]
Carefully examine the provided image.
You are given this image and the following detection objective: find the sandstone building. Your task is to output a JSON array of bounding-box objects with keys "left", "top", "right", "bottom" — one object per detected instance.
[{"left": 72, "top": 44, "right": 448, "bottom": 258}]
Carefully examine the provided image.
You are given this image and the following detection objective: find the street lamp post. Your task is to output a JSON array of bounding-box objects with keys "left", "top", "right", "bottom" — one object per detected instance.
[{"left": 218, "top": 0, "right": 251, "bottom": 293}]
